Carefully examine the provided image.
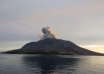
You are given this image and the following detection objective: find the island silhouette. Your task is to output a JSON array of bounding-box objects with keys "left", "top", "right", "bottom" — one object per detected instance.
[{"left": 3, "top": 26, "right": 104, "bottom": 55}]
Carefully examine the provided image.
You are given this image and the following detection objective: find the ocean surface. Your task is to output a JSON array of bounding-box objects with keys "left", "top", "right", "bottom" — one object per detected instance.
[{"left": 0, "top": 54, "right": 104, "bottom": 74}]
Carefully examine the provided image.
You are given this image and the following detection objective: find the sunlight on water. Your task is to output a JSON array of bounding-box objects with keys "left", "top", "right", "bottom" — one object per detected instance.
[{"left": 0, "top": 54, "right": 104, "bottom": 74}]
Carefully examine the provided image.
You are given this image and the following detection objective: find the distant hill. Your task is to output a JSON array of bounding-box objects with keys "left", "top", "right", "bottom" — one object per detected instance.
[{"left": 3, "top": 38, "right": 104, "bottom": 55}]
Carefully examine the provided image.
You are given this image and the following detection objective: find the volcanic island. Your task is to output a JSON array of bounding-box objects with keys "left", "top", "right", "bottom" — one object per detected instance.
[{"left": 3, "top": 26, "right": 104, "bottom": 55}]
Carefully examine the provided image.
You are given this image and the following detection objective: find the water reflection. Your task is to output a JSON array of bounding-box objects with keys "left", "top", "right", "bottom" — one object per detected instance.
[{"left": 22, "top": 55, "right": 80, "bottom": 74}]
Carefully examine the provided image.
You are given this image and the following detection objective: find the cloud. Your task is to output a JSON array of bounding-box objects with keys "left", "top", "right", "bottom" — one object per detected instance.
[
  {"left": 20, "top": 0, "right": 104, "bottom": 22},
  {"left": 70, "top": 35, "right": 104, "bottom": 45},
  {"left": 40, "top": 26, "right": 58, "bottom": 40},
  {"left": 1, "top": 0, "right": 104, "bottom": 24},
  {"left": 0, "top": 32, "right": 38, "bottom": 42}
]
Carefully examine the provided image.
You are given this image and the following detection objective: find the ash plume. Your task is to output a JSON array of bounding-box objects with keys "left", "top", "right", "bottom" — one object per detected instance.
[{"left": 39, "top": 26, "right": 58, "bottom": 40}]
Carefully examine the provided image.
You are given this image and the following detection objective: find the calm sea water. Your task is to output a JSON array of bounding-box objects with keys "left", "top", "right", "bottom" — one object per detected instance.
[{"left": 0, "top": 54, "right": 104, "bottom": 74}]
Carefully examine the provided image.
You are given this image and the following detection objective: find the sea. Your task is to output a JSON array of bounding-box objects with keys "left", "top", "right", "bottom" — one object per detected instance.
[{"left": 0, "top": 54, "right": 104, "bottom": 74}]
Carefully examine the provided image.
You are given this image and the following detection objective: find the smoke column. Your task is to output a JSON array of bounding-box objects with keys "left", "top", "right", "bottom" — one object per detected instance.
[{"left": 39, "top": 26, "right": 58, "bottom": 40}]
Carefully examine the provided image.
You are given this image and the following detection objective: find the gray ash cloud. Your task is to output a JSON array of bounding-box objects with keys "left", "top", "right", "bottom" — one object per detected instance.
[{"left": 39, "top": 26, "right": 58, "bottom": 40}]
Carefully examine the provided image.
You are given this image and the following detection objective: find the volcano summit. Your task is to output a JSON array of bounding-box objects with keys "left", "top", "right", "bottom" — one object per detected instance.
[{"left": 4, "top": 27, "right": 103, "bottom": 55}]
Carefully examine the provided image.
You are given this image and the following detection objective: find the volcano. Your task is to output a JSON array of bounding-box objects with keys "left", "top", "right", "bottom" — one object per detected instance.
[
  {"left": 3, "top": 26, "right": 104, "bottom": 55},
  {"left": 4, "top": 38, "right": 103, "bottom": 55}
]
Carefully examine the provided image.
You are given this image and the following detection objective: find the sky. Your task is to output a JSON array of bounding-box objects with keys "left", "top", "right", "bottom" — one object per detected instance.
[{"left": 0, "top": 0, "right": 104, "bottom": 53}]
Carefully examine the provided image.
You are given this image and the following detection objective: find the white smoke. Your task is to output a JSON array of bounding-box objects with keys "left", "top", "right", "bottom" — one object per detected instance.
[{"left": 39, "top": 26, "right": 58, "bottom": 40}]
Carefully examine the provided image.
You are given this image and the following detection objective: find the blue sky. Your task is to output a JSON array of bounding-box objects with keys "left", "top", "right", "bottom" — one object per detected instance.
[{"left": 0, "top": 0, "right": 104, "bottom": 53}]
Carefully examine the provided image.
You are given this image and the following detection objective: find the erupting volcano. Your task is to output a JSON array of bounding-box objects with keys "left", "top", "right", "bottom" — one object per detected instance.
[{"left": 4, "top": 26, "right": 103, "bottom": 55}]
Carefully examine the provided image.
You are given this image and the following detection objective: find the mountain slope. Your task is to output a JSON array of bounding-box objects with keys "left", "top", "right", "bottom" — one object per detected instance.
[{"left": 4, "top": 38, "right": 101, "bottom": 55}]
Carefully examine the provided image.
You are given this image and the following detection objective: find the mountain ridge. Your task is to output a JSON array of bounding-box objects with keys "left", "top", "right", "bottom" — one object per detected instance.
[{"left": 3, "top": 38, "right": 104, "bottom": 55}]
